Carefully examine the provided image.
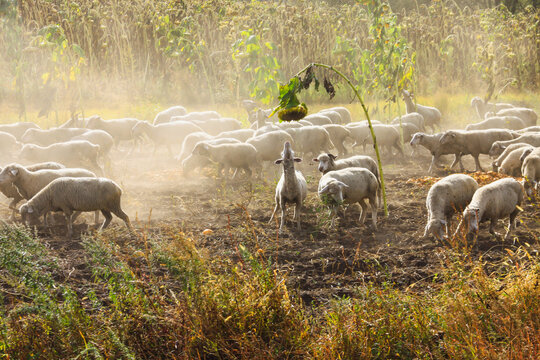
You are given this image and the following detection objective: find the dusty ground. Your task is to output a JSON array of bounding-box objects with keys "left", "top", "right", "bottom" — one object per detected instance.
[{"left": 1, "top": 144, "right": 539, "bottom": 305}]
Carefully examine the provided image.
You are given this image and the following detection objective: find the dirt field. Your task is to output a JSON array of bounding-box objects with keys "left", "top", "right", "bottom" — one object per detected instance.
[{"left": 2, "top": 145, "right": 539, "bottom": 306}]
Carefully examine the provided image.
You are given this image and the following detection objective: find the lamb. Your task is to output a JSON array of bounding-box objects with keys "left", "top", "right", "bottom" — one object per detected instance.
[
  {"left": 86, "top": 116, "right": 141, "bottom": 145},
  {"left": 214, "top": 129, "right": 255, "bottom": 142},
  {"left": 21, "top": 127, "right": 88, "bottom": 146},
  {"left": 494, "top": 107, "right": 537, "bottom": 127},
  {"left": 247, "top": 130, "right": 294, "bottom": 162},
  {"left": 488, "top": 133, "right": 540, "bottom": 156},
  {"left": 176, "top": 132, "right": 213, "bottom": 162},
  {"left": 321, "top": 124, "right": 352, "bottom": 156},
  {"left": 439, "top": 129, "right": 516, "bottom": 171},
  {"left": 189, "top": 118, "right": 242, "bottom": 136},
  {"left": 182, "top": 138, "right": 242, "bottom": 176},
  {"left": 303, "top": 114, "right": 333, "bottom": 126},
  {"left": 454, "top": 178, "right": 523, "bottom": 239},
  {"left": 409, "top": 132, "right": 463, "bottom": 173},
  {"left": 323, "top": 107, "right": 352, "bottom": 124},
  {"left": 470, "top": 96, "right": 514, "bottom": 119},
  {"left": 19, "top": 140, "right": 103, "bottom": 175},
  {"left": 131, "top": 121, "right": 203, "bottom": 154},
  {"left": 268, "top": 142, "right": 307, "bottom": 231},
  {"left": 318, "top": 168, "right": 380, "bottom": 229},
  {"left": 284, "top": 126, "right": 334, "bottom": 158},
  {"left": 498, "top": 146, "right": 534, "bottom": 176},
  {"left": 423, "top": 174, "right": 479, "bottom": 239},
  {"left": 0, "top": 122, "right": 39, "bottom": 140},
  {"left": 391, "top": 112, "right": 425, "bottom": 131},
  {"left": 192, "top": 142, "right": 258, "bottom": 178},
  {"left": 0, "top": 162, "right": 65, "bottom": 220},
  {"left": 520, "top": 147, "right": 540, "bottom": 197},
  {"left": 317, "top": 110, "right": 341, "bottom": 124},
  {"left": 19, "top": 177, "right": 132, "bottom": 239},
  {"left": 153, "top": 106, "right": 188, "bottom": 125},
  {"left": 362, "top": 124, "right": 404, "bottom": 156},
  {"left": 402, "top": 90, "right": 442, "bottom": 131},
  {"left": 465, "top": 116, "right": 525, "bottom": 131},
  {"left": 491, "top": 143, "right": 532, "bottom": 171}
]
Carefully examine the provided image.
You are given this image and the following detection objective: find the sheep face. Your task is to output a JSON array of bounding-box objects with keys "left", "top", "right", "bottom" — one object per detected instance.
[
  {"left": 488, "top": 143, "right": 505, "bottom": 157},
  {"left": 86, "top": 116, "right": 103, "bottom": 129},
  {"left": 319, "top": 180, "right": 348, "bottom": 205},
  {"left": 19, "top": 204, "right": 40, "bottom": 226},
  {"left": 0, "top": 165, "right": 20, "bottom": 185},
  {"left": 409, "top": 133, "right": 424, "bottom": 146},
  {"left": 424, "top": 219, "right": 446, "bottom": 239},
  {"left": 470, "top": 97, "right": 483, "bottom": 108},
  {"left": 131, "top": 122, "right": 149, "bottom": 141},
  {"left": 462, "top": 207, "right": 480, "bottom": 234},
  {"left": 439, "top": 131, "right": 457, "bottom": 145},
  {"left": 313, "top": 153, "right": 337, "bottom": 173},
  {"left": 275, "top": 141, "right": 301, "bottom": 167},
  {"left": 192, "top": 143, "right": 210, "bottom": 157},
  {"left": 523, "top": 178, "right": 537, "bottom": 198}
]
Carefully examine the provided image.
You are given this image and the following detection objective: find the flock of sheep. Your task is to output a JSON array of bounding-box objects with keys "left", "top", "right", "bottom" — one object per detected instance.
[{"left": 0, "top": 89, "right": 538, "bottom": 241}]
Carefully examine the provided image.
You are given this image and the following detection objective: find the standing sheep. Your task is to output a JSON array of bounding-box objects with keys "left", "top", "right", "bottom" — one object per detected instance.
[
  {"left": 86, "top": 117, "right": 141, "bottom": 145},
  {"left": 470, "top": 97, "right": 514, "bottom": 119},
  {"left": 391, "top": 112, "right": 425, "bottom": 131},
  {"left": 269, "top": 142, "right": 307, "bottom": 231},
  {"left": 192, "top": 142, "right": 259, "bottom": 179},
  {"left": 318, "top": 168, "right": 380, "bottom": 230},
  {"left": 247, "top": 130, "right": 294, "bottom": 163},
  {"left": 153, "top": 106, "right": 188, "bottom": 125},
  {"left": 454, "top": 178, "right": 523, "bottom": 239},
  {"left": 284, "top": 126, "right": 334, "bottom": 159},
  {"left": 321, "top": 124, "right": 352, "bottom": 156},
  {"left": 520, "top": 147, "right": 540, "bottom": 197},
  {"left": 189, "top": 118, "right": 242, "bottom": 136},
  {"left": 410, "top": 132, "right": 463, "bottom": 173},
  {"left": 494, "top": 107, "right": 537, "bottom": 127},
  {"left": 131, "top": 121, "right": 204, "bottom": 154},
  {"left": 423, "top": 174, "right": 479, "bottom": 239},
  {"left": 491, "top": 143, "right": 532, "bottom": 171},
  {"left": 21, "top": 127, "right": 88, "bottom": 147},
  {"left": 488, "top": 133, "right": 540, "bottom": 157},
  {"left": 362, "top": 125, "right": 404, "bottom": 156},
  {"left": 20, "top": 177, "right": 132, "bottom": 239},
  {"left": 176, "top": 132, "right": 213, "bottom": 162},
  {"left": 498, "top": 146, "right": 534, "bottom": 176},
  {"left": 182, "top": 138, "right": 241, "bottom": 177},
  {"left": 465, "top": 116, "right": 525, "bottom": 131},
  {"left": 0, "top": 122, "right": 40, "bottom": 140},
  {"left": 402, "top": 90, "right": 442, "bottom": 131}
]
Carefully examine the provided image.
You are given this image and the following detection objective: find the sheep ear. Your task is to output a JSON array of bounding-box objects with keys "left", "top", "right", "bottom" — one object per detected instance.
[
  {"left": 274, "top": 159, "right": 283, "bottom": 165},
  {"left": 10, "top": 169, "right": 18, "bottom": 176},
  {"left": 293, "top": 157, "right": 302, "bottom": 162},
  {"left": 336, "top": 181, "right": 349, "bottom": 189},
  {"left": 27, "top": 206, "right": 34, "bottom": 214},
  {"left": 319, "top": 184, "right": 330, "bottom": 194},
  {"left": 328, "top": 153, "right": 337, "bottom": 160},
  {"left": 313, "top": 158, "right": 319, "bottom": 162}
]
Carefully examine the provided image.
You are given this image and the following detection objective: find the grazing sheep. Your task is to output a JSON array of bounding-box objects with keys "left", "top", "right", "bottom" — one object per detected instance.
[
  {"left": 455, "top": 178, "right": 523, "bottom": 239},
  {"left": 313, "top": 153, "right": 379, "bottom": 181},
  {"left": 0, "top": 162, "right": 65, "bottom": 220},
  {"left": 86, "top": 116, "right": 141, "bottom": 145},
  {"left": 19, "top": 140, "right": 103, "bottom": 175},
  {"left": 491, "top": 143, "right": 532, "bottom": 171},
  {"left": 190, "top": 118, "right": 242, "bottom": 136},
  {"left": 269, "top": 142, "right": 307, "bottom": 231},
  {"left": 499, "top": 146, "right": 534, "bottom": 176},
  {"left": 470, "top": 97, "right": 514, "bottom": 119},
  {"left": 318, "top": 168, "right": 380, "bottom": 229},
  {"left": 247, "top": 130, "right": 294, "bottom": 162},
  {"left": 402, "top": 90, "right": 442, "bottom": 131},
  {"left": 303, "top": 114, "right": 333, "bottom": 126},
  {"left": 494, "top": 107, "right": 537, "bottom": 127},
  {"left": 284, "top": 126, "right": 334, "bottom": 158},
  {"left": 153, "top": 106, "right": 188, "bottom": 125},
  {"left": 488, "top": 133, "right": 540, "bottom": 156},
  {"left": 324, "top": 107, "right": 352, "bottom": 124},
  {"left": 0, "top": 122, "right": 40, "bottom": 140},
  {"left": 214, "top": 129, "right": 255, "bottom": 142},
  {"left": 321, "top": 124, "right": 352, "bottom": 156},
  {"left": 362, "top": 124, "right": 404, "bottom": 156},
  {"left": 439, "top": 129, "right": 516, "bottom": 171},
  {"left": 176, "top": 132, "right": 213, "bottom": 162},
  {"left": 131, "top": 121, "right": 203, "bottom": 154},
  {"left": 520, "top": 147, "right": 540, "bottom": 197},
  {"left": 182, "top": 138, "right": 241, "bottom": 176},
  {"left": 20, "top": 177, "right": 131, "bottom": 239},
  {"left": 465, "top": 116, "right": 525, "bottom": 131},
  {"left": 424, "top": 174, "right": 479, "bottom": 239},
  {"left": 192, "top": 142, "right": 259, "bottom": 178},
  {"left": 391, "top": 112, "right": 425, "bottom": 131},
  {"left": 409, "top": 132, "right": 463, "bottom": 173},
  {"left": 317, "top": 110, "right": 341, "bottom": 124},
  {"left": 21, "top": 127, "right": 88, "bottom": 146}
]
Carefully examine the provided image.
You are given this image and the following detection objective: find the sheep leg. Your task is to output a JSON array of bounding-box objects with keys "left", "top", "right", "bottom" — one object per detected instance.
[
  {"left": 244, "top": 167, "right": 252, "bottom": 179},
  {"left": 269, "top": 202, "right": 279, "bottom": 224},
  {"left": 100, "top": 210, "right": 113, "bottom": 231},
  {"left": 428, "top": 156, "right": 437, "bottom": 173},
  {"left": 294, "top": 201, "right": 302, "bottom": 231},
  {"left": 473, "top": 155, "right": 484, "bottom": 172},
  {"left": 64, "top": 211, "right": 74, "bottom": 239},
  {"left": 71, "top": 211, "right": 82, "bottom": 223},
  {"left": 488, "top": 218, "right": 500, "bottom": 237},
  {"left": 279, "top": 201, "right": 287, "bottom": 231},
  {"left": 359, "top": 200, "right": 368, "bottom": 225},
  {"left": 94, "top": 211, "right": 100, "bottom": 225},
  {"left": 370, "top": 197, "right": 378, "bottom": 231},
  {"left": 505, "top": 209, "right": 519, "bottom": 240},
  {"left": 112, "top": 208, "right": 132, "bottom": 231}
]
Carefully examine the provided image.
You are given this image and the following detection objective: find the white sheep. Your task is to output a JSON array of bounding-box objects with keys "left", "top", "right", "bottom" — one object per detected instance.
[
  {"left": 182, "top": 138, "right": 241, "bottom": 176},
  {"left": 21, "top": 127, "right": 88, "bottom": 146},
  {"left": 520, "top": 147, "right": 540, "bottom": 198},
  {"left": 171, "top": 111, "right": 221, "bottom": 123},
  {"left": 362, "top": 124, "right": 404, "bottom": 156},
  {"left": 71, "top": 129, "right": 115, "bottom": 159},
  {"left": 313, "top": 153, "right": 379, "bottom": 181},
  {"left": 131, "top": 121, "right": 203, "bottom": 154},
  {"left": 346, "top": 120, "right": 382, "bottom": 127},
  {"left": 454, "top": 178, "right": 523, "bottom": 239},
  {"left": 470, "top": 97, "right": 514, "bottom": 119},
  {"left": 189, "top": 118, "right": 242, "bottom": 136},
  {"left": 317, "top": 110, "right": 341, "bottom": 124},
  {"left": 254, "top": 124, "right": 281, "bottom": 136},
  {"left": 247, "top": 130, "right": 294, "bottom": 162},
  {"left": 391, "top": 112, "right": 425, "bottom": 131},
  {"left": 20, "top": 177, "right": 132, "bottom": 239},
  {"left": 465, "top": 116, "right": 525, "bottom": 131},
  {"left": 284, "top": 126, "right": 334, "bottom": 158},
  {"left": 0, "top": 162, "right": 65, "bottom": 220},
  {"left": 192, "top": 142, "right": 259, "bottom": 178},
  {"left": 409, "top": 132, "right": 463, "bottom": 173},
  {"left": 391, "top": 122, "right": 421, "bottom": 143},
  {"left": 321, "top": 124, "right": 352, "bottom": 156},
  {"left": 494, "top": 107, "right": 537, "bottom": 127},
  {"left": 488, "top": 133, "right": 540, "bottom": 156},
  {"left": 324, "top": 107, "right": 352, "bottom": 124},
  {"left": 86, "top": 116, "right": 141, "bottom": 145},
  {"left": 439, "top": 129, "right": 516, "bottom": 172},
  {"left": 153, "top": 106, "right": 188, "bottom": 125},
  {"left": 303, "top": 114, "right": 333, "bottom": 126},
  {"left": 424, "top": 174, "right": 479, "bottom": 239},
  {"left": 318, "top": 167, "right": 380, "bottom": 229},
  {"left": 402, "top": 90, "right": 442, "bottom": 131},
  {"left": 19, "top": 140, "right": 103, "bottom": 175},
  {"left": 269, "top": 142, "right": 307, "bottom": 231},
  {"left": 176, "top": 132, "right": 213, "bottom": 162},
  {"left": 498, "top": 146, "right": 534, "bottom": 176},
  {"left": 491, "top": 143, "right": 532, "bottom": 171},
  {"left": 0, "top": 122, "right": 40, "bottom": 140},
  {"left": 517, "top": 126, "right": 540, "bottom": 134},
  {"left": 214, "top": 129, "right": 255, "bottom": 142}
]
